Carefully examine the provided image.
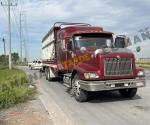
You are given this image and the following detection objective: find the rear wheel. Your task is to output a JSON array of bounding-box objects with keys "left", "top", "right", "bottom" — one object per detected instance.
[
  {"left": 45, "top": 67, "right": 52, "bottom": 81},
  {"left": 72, "top": 74, "right": 88, "bottom": 102},
  {"left": 119, "top": 88, "right": 137, "bottom": 98},
  {"left": 45, "top": 68, "right": 48, "bottom": 80}
]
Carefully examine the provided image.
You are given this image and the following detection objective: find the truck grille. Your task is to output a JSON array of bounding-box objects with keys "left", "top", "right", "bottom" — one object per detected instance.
[{"left": 104, "top": 57, "right": 132, "bottom": 76}]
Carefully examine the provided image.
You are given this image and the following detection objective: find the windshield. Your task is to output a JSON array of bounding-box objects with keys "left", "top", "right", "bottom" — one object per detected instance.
[{"left": 73, "top": 34, "right": 113, "bottom": 49}]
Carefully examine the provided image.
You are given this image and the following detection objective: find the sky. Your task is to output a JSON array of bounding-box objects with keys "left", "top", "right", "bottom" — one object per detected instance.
[{"left": 0, "top": 0, "right": 150, "bottom": 61}]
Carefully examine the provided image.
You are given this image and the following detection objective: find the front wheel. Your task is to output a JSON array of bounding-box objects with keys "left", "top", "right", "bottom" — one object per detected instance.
[
  {"left": 72, "top": 74, "right": 88, "bottom": 102},
  {"left": 119, "top": 88, "right": 137, "bottom": 98}
]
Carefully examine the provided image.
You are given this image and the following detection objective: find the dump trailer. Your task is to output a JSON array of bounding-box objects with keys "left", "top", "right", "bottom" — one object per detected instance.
[{"left": 42, "top": 22, "right": 146, "bottom": 102}]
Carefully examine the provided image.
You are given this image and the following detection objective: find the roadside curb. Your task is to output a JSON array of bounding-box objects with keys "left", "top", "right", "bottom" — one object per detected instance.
[{"left": 37, "top": 81, "right": 74, "bottom": 125}]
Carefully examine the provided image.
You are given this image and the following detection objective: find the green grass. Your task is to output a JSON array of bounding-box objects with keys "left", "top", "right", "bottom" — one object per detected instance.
[
  {"left": 0, "top": 65, "right": 7, "bottom": 70},
  {"left": 136, "top": 60, "right": 150, "bottom": 68},
  {"left": 0, "top": 67, "right": 35, "bottom": 108},
  {"left": 15, "top": 62, "right": 28, "bottom": 66},
  {"left": 0, "top": 68, "right": 27, "bottom": 83},
  {"left": 137, "top": 64, "right": 150, "bottom": 68}
]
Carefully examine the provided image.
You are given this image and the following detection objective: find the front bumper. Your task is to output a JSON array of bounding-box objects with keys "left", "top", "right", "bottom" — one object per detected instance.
[{"left": 78, "top": 78, "right": 146, "bottom": 91}]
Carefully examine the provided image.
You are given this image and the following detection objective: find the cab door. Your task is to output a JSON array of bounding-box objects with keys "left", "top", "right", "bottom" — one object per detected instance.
[
  {"left": 63, "top": 38, "right": 75, "bottom": 71},
  {"left": 56, "top": 34, "right": 74, "bottom": 71}
]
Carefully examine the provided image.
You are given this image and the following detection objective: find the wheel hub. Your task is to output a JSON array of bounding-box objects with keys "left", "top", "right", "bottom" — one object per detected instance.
[{"left": 74, "top": 80, "right": 80, "bottom": 97}]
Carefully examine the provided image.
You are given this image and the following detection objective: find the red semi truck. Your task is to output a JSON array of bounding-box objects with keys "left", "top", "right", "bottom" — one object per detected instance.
[{"left": 42, "top": 22, "right": 146, "bottom": 102}]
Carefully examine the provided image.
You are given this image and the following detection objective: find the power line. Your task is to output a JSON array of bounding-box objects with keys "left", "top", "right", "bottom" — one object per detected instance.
[
  {"left": 1, "top": 0, "right": 28, "bottom": 63},
  {"left": 20, "top": 12, "right": 23, "bottom": 62},
  {"left": 2, "top": 0, "right": 21, "bottom": 55},
  {"left": 12, "top": 7, "right": 20, "bottom": 37},
  {"left": 1, "top": 0, "right": 19, "bottom": 35},
  {"left": 11, "top": 3, "right": 24, "bottom": 60},
  {"left": 2, "top": 0, "right": 20, "bottom": 33},
  {"left": 23, "top": 15, "right": 29, "bottom": 62},
  {"left": 1, "top": 0, "right": 17, "bottom": 70},
  {"left": 20, "top": 12, "right": 29, "bottom": 62},
  {"left": 13, "top": 0, "right": 26, "bottom": 62},
  {"left": 1, "top": 0, "right": 8, "bottom": 22}
]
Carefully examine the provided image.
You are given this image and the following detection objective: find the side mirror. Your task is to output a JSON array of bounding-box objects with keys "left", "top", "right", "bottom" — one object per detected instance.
[
  {"left": 124, "top": 37, "right": 132, "bottom": 47},
  {"left": 115, "top": 35, "right": 132, "bottom": 48},
  {"left": 136, "top": 46, "right": 141, "bottom": 52},
  {"left": 80, "top": 47, "right": 87, "bottom": 53},
  {"left": 115, "top": 37, "right": 125, "bottom": 48}
]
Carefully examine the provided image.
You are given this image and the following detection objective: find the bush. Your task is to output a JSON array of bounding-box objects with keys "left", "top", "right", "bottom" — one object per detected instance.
[{"left": 0, "top": 68, "right": 34, "bottom": 108}]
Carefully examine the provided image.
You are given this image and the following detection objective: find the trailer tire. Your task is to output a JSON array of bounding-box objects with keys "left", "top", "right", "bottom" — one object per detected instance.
[
  {"left": 45, "top": 68, "right": 48, "bottom": 80},
  {"left": 72, "top": 74, "right": 88, "bottom": 102},
  {"left": 48, "top": 69, "right": 52, "bottom": 81},
  {"left": 47, "top": 69, "right": 51, "bottom": 81},
  {"left": 119, "top": 88, "right": 137, "bottom": 98},
  {"left": 45, "top": 67, "right": 53, "bottom": 81}
]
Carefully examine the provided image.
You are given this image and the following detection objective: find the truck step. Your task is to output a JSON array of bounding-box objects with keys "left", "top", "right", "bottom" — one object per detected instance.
[
  {"left": 63, "top": 83, "right": 71, "bottom": 88},
  {"left": 63, "top": 73, "right": 72, "bottom": 77},
  {"left": 63, "top": 73, "right": 72, "bottom": 88}
]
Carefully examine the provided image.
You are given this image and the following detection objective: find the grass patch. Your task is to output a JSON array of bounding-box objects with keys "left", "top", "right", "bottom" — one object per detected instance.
[
  {"left": 137, "top": 64, "right": 150, "bottom": 68},
  {"left": 15, "top": 62, "right": 28, "bottom": 66},
  {"left": 0, "top": 67, "right": 35, "bottom": 108},
  {"left": 136, "top": 60, "right": 150, "bottom": 68}
]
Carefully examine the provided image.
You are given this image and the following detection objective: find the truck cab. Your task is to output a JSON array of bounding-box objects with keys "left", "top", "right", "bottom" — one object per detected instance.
[{"left": 42, "top": 22, "right": 146, "bottom": 102}]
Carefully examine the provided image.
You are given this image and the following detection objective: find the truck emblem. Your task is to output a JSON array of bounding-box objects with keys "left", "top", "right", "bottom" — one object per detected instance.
[{"left": 116, "top": 55, "right": 121, "bottom": 61}]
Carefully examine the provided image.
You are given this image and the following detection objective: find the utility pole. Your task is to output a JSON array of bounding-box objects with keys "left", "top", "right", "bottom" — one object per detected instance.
[
  {"left": 2, "top": 38, "right": 6, "bottom": 55},
  {"left": 20, "top": 13, "right": 22, "bottom": 62},
  {"left": 23, "top": 39, "right": 28, "bottom": 62},
  {"left": 20, "top": 12, "right": 29, "bottom": 63},
  {"left": 1, "top": 0, "right": 17, "bottom": 70}
]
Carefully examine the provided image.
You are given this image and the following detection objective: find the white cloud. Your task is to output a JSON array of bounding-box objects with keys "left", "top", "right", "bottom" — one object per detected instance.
[{"left": 0, "top": 0, "right": 150, "bottom": 59}]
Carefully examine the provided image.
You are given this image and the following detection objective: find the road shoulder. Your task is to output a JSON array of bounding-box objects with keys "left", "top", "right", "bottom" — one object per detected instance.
[
  {"left": 37, "top": 80, "right": 74, "bottom": 125},
  {"left": 0, "top": 98, "right": 54, "bottom": 125}
]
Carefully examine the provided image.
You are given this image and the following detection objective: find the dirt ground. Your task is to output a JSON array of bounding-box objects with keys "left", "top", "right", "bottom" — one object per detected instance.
[{"left": 0, "top": 99, "right": 54, "bottom": 125}]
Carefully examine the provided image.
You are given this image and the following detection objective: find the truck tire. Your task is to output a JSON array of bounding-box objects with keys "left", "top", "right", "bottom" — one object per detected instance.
[
  {"left": 47, "top": 69, "right": 52, "bottom": 81},
  {"left": 45, "top": 68, "right": 48, "bottom": 80},
  {"left": 45, "top": 67, "right": 53, "bottom": 81},
  {"left": 72, "top": 74, "right": 88, "bottom": 102},
  {"left": 119, "top": 88, "right": 137, "bottom": 98}
]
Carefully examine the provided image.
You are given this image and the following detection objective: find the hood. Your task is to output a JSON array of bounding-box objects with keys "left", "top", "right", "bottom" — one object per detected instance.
[
  {"left": 76, "top": 47, "right": 136, "bottom": 80},
  {"left": 94, "top": 48, "right": 133, "bottom": 57},
  {"left": 80, "top": 48, "right": 133, "bottom": 56}
]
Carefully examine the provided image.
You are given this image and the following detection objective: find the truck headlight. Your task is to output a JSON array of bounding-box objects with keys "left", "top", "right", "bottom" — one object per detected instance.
[
  {"left": 137, "top": 71, "right": 145, "bottom": 77},
  {"left": 84, "top": 73, "right": 99, "bottom": 79}
]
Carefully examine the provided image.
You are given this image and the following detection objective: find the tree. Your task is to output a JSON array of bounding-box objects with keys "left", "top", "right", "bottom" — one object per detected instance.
[
  {"left": 0, "top": 55, "right": 8, "bottom": 65},
  {"left": 0, "top": 52, "right": 19, "bottom": 66},
  {"left": 12, "top": 52, "right": 19, "bottom": 64}
]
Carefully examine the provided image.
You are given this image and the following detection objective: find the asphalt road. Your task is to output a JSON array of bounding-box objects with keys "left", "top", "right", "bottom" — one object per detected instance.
[{"left": 23, "top": 67, "right": 150, "bottom": 125}]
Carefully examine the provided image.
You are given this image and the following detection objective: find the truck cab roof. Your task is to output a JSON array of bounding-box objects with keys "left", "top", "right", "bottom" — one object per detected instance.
[
  {"left": 42, "top": 22, "right": 113, "bottom": 42},
  {"left": 59, "top": 26, "right": 113, "bottom": 38}
]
